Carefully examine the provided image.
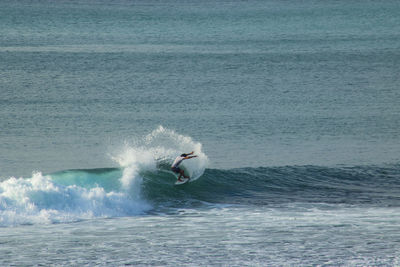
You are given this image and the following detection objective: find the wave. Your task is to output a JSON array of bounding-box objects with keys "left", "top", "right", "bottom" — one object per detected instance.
[
  {"left": 138, "top": 164, "right": 400, "bottom": 210},
  {"left": 1, "top": 126, "right": 399, "bottom": 226},
  {"left": 1, "top": 164, "right": 399, "bottom": 226}
]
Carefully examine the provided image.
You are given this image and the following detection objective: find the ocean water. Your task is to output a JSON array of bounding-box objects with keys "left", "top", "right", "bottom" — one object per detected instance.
[{"left": 1, "top": 0, "right": 400, "bottom": 266}]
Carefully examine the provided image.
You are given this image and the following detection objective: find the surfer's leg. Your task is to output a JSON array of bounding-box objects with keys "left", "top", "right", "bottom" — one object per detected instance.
[
  {"left": 177, "top": 171, "right": 184, "bottom": 181},
  {"left": 179, "top": 170, "right": 189, "bottom": 179}
]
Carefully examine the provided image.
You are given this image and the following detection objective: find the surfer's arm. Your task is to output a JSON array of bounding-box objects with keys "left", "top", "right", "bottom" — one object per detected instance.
[{"left": 185, "top": 155, "right": 197, "bottom": 159}]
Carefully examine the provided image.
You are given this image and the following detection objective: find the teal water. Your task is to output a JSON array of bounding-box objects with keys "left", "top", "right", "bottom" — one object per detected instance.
[{"left": 1, "top": 0, "right": 400, "bottom": 265}]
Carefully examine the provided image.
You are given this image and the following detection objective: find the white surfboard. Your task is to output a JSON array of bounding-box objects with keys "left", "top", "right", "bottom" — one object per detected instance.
[{"left": 174, "top": 177, "right": 190, "bottom": 185}]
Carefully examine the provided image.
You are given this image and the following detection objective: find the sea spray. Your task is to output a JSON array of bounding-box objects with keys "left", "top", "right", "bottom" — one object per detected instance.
[
  {"left": 142, "top": 126, "right": 209, "bottom": 180},
  {"left": 113, "top": 146, "right": 156, "bottom": 190},
  {"left": 111, "top": 126, "right": 208, "bottom": 182}
]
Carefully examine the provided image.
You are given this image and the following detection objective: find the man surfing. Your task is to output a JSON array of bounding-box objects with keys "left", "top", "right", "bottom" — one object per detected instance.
[{"left": 171, "top": 151, "right": 197, "bottom": 182}]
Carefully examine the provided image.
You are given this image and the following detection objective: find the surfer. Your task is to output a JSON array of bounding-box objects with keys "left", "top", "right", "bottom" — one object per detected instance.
[{"left": 171, "top": 151, "right": 197, "bottom": 181}]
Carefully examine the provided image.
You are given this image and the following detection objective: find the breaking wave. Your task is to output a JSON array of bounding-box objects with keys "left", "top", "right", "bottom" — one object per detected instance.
[{"left": 1, "top": 127, "right": 399, "bottom": 227}]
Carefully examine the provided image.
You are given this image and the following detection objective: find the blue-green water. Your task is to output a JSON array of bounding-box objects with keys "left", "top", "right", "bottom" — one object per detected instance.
[{"left": 1, "top": 0, "right": 400, "bottom": 265}]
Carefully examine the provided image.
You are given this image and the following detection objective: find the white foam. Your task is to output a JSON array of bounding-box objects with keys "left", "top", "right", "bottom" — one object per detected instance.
[
  {"left": 0, "top": 172, "right": 150, "bottom": 226},
  {"left": 113, "top": 146, "right": 156, "bottom": 192}
]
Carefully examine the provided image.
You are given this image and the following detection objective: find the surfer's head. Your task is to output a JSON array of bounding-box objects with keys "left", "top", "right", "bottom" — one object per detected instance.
[{"left": 181, "top": 153, "right": 188, "bottom": 157}]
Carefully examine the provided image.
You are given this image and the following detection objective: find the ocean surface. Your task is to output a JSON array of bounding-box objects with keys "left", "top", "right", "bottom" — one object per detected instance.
[{"left": 1, "top": 0, "right": 400, "bottom": 266}]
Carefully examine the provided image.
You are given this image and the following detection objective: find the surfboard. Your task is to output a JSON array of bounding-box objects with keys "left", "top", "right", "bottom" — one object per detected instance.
[{"left": 174, "top": 177, "right": 190, "bottom": 185}]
